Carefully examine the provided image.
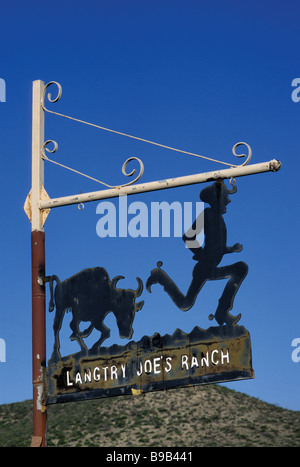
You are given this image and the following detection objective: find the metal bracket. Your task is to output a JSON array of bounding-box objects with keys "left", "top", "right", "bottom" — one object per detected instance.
[{"left": 24, "top": 185, "right": 51, "bottom": 227}]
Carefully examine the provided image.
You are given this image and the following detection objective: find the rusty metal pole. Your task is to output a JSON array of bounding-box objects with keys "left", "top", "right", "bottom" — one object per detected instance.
[
  {"left": 31, "top": 231, "right": 47, "bottom": 447},
  {"left": 30, "top": 80, "right": 47, "bottom": 447}
]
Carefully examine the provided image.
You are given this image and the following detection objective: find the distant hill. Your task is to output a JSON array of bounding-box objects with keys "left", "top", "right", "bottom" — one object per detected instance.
[{"left": 0, "top": 384, "right": 299, "bottom": 447}]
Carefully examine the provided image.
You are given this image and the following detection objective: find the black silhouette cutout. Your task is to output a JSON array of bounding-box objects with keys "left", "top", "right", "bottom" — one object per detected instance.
[
  {"left": 146, "top": 180, "right": 248, "bottom": 325},
  {"left": 47, "top": 267, "right": 144, "bottom": 359}
]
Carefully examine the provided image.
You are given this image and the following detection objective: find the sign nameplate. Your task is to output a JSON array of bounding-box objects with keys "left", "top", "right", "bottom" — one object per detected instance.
[{"left": 47, "top": 325, "right": 253, "bottom": 404}]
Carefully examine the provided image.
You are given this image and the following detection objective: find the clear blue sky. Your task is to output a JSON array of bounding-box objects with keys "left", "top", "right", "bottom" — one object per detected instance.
[{"left": 0, "top": 0, "right": 299, "bottom": 412}]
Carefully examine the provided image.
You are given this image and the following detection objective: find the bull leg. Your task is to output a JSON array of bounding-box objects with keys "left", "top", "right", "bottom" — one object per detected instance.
[
  {"left": 51, "top": 308, "right": 65, "bottom": 361},
  {"left": 77, "top": 323, "right": 94, "bottom": 339},
  {"left": 91, "top": 322, "right": 111, "bottom": 353},
  {"left": 69, "top": 317, "right": 88, "bottom": 352}
]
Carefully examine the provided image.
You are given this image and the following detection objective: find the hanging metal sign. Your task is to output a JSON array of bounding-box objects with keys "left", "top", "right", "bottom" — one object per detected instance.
[
  {"left": 46, "top": 179, "right": 253, "bottom": 404},
  {"left": 26, "top": 80, "right": 281, "bottom": 445}
]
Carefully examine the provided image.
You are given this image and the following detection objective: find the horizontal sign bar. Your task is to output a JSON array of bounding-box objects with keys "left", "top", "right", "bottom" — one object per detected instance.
[{"left": 40, "top": 159, "right": 281, "bottom": 211}]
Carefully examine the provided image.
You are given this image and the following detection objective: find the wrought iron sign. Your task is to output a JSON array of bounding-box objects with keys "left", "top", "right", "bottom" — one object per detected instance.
[{"left": 46, "top": 179, "right": 253, "bottom": 404}]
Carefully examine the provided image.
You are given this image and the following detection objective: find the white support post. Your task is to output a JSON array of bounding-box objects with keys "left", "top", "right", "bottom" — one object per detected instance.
[{"left": 31, "top": 80, "right": 45, "bottom": 232}]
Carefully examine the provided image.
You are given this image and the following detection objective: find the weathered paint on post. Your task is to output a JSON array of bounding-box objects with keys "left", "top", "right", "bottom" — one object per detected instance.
[
  {"left": 31, "top": 80, "right": 47, "bottom": 447},
  {"left": 31, "top": 231, "right": 47, "bottom": 446}
]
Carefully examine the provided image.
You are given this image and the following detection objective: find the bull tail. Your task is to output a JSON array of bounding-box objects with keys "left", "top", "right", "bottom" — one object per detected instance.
[{"left": 44, "top": 275, "right": 60, "bottom": 312}]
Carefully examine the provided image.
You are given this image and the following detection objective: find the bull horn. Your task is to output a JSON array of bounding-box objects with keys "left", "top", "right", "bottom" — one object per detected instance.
[
  {"left": 111, "top": 275, "right": 125, "bottom": 289},
  {"left": 135, "top": 300, "right": 144, "bottom": 312},
  {"left": 134, "top": 277, "right": 143, "bottom": 297}
]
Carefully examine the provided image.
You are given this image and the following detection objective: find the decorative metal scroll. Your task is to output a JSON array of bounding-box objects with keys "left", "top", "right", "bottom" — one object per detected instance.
[
  {"left": 40, "top": 80, "right": 253, "bottom": 197},
  {"left": 46, "top": 180, "right": 253, "bottom": 405},
  {"left": 41, "top": 139, "right": 145, "bottom": 190}
]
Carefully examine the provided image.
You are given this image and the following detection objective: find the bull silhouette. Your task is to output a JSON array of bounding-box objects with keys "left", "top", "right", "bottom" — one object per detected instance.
[{"left": 46, "top": 267, "right": 144, "bottom": 359}]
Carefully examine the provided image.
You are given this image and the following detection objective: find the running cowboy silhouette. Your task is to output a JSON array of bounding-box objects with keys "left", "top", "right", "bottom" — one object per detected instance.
[{"left": 146, "top": 179, "right": 248, "bottom": 326}]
